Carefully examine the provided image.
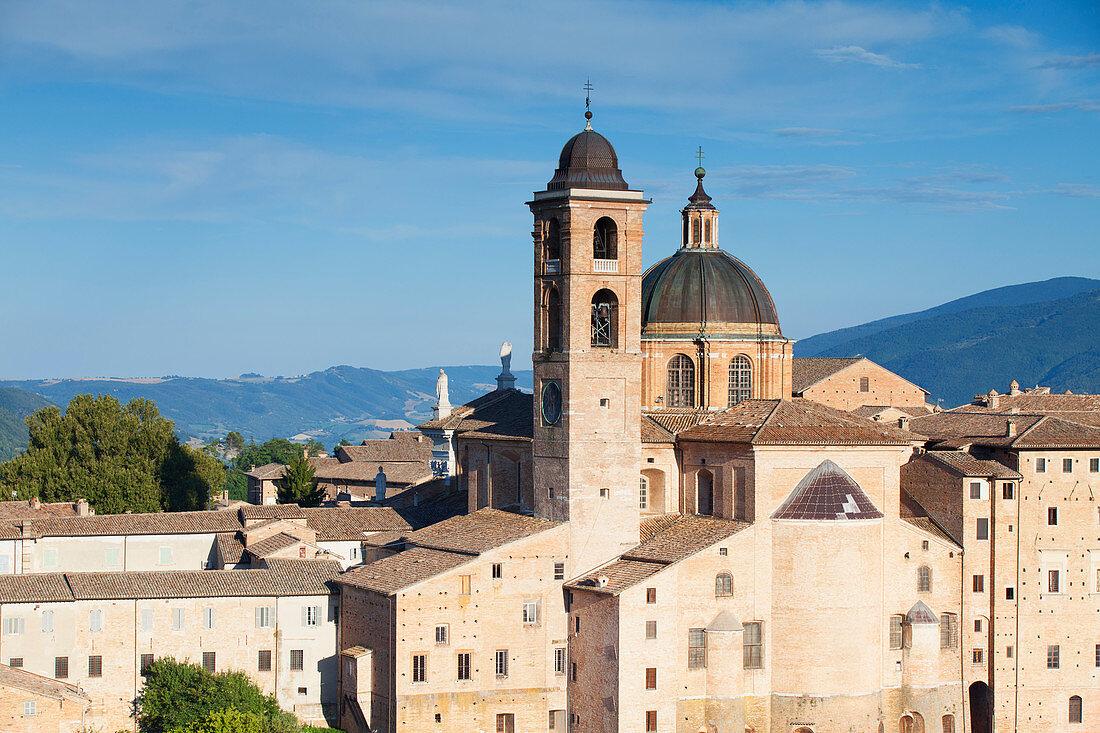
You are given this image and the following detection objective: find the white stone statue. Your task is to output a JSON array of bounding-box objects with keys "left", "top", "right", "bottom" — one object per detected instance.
[
  {"left": 433, "top": 368, "right": 452, "bottom": 420},
  {"left": 496, "top": 340, "right": 516, "bottom": 391}
]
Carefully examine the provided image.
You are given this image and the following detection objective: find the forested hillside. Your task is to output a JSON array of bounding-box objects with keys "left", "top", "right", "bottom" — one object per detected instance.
[{"left": 0, "top": 387, "right": 53, "bottom": 460}]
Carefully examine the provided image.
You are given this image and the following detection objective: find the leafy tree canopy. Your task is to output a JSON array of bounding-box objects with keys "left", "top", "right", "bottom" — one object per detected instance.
[
  {"left": 169, "top": 708, "right": 264, "bottom": 733},
  {"left": 0, "top": 395, "right": 223, "bottom": 514},
  {"left": 278, "top": 453, "right": 324, "bottom": 507},
  {"left": 222, "top": 437, "right": 322, "bottom": 501}
]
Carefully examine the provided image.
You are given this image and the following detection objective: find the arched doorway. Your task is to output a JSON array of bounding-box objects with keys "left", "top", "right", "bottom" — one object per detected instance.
[
  {"left": 696, "top": 469, "right": 714, "bottom": 516},
  {"left": 969, "top": 681, "right": 993, "bottom": 733}
]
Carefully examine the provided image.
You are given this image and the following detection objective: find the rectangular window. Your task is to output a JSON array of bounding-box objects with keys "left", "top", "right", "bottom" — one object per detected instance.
[
  {"left": 645, "top": 620, "right": 657, "bottom": 639},
  {"left": 105, "top": 548, "right": 119, "bottom": 566},
  {"left": 41, "top": 610, "right": 52, "bottom": 633},
  {"left": 140, "top": 608, "right": 153, "bottom": 631},
  {"left": 599, "top": 488, "right": 609, "bottom": 499},
  {"left": 460, "top": 575, "right": 471, "bottom": 595},
  {"left": 970, "top": 482, "right": 982, "bottom": 499},
  {"left": 575, "top": 616, "right": 580, "bottom": 633},
  {"left": 645, "top": 710, "right": 657, "bottom": 732},
  {"left": 645, "top": 667, "right": 657, "bottom": 690},
  {"left": 1048, "top": 507, "right": 1058, "bottom": 525},
  {"left": 302, "top": 606, "right": 319, "bottom": 627},
  {"left": 522, "top": 600, "right": 539, "bottom": 624},
  {"left": 1063, "top": 458, "right": 1073, "bottom": 473},
  {"left": 646, "top": 588, "right": 656, "bottom": 604},
  {"left": 491, "top": 563, "right": 502, "bottom": 579},
  {"left": 1047, "top": 645, "right": 1059, "bottom": 669},
  {"left": 258, "top": 650, "right": 272, "bottom": 672},
  {"left": 23, "top": 701, "right": 35, "bottom": 716},
  {"left": 42, "top": 549, "right": 57, "bottom": 568},
  {"left": 202, "top": 652, "right": 215, "bottom": 673},
  {"left": 55, "top": 657, "right": 68, "bottom": 679},
  {"left": 1006, "top": 586, "right": 1015, "bottom": 600},
  {"left": 495, "top": 649, "right": 508, "bottom": 677},
  {"left": 744, "top": 622, "right": 763, "bottom": 668},
  {"left": 571, "top": 662, "right": 577, "bottom": 682},
  {"left": 973, "top": 574, "right": 985, "bottom": 593},
  {"left": 203, "top": 607, "right": 215, "bottom": 630},
  {"left": 255, "top": 606, "right": 273, "bottom": 628},
  {"left": 495, "top": 713, "right": 514, "bottom": 733},
  {"left": 554, "top": 562, "right": 564, "bottom": 580},
  {"left": 940, "top": 613, "right": 958, "bottom": 648},
  {"left": 1091, "top": 458, "right": 1099, "bottom": 473},
  {"left": 688, "top": 628, "right": 707, "bottom": 669},
  {"left": 974, "top": 618, "right": 982, "bottom": 632},
  {"left": 290, "top": 650, "right": 304, "bottom": 671},
  {"left": 1048, "top": 569, "right": 1060, "bottom": 593},
  {"left": 457, "top": 652, "right": 471, "bottom": 680},
  {"left": 1007, "top": 646, "right": 1013, "bottom": 659},
  {"left": 412, "top": 654, "right": 426, "bottom": 683},
  {"left": 1095, "top": 643, "right": 1099, "bottom": 667},
  {"left": 172, "top": 608, "right": 185, "bottom": 629},
  {"left": 554, "top": 647, "right": 566, "bottom": 674},
  {"left": 859, "top": 376, "right": 870, "bottom": 392},
  {"left": 2, "top": 618, "right": 24, "bottom": 636},
  {"left": 159, "top": 546, "right": 172, "bottom": 565},
  {"left": 973, "top": 648, "right": 984, "bottom": 665},
  {"left": 8, "top": 658, "right": 21, "bottom": 668},
  {"left": 89, "top": 609, "right": 102, "bottom": 632},
  {"left": 140, "top": 654, "right": 154, "bottom": 676},
  {"left": 976, "top": 518, "right": 989, "bottom": 540},
  {"left": 1003, "top": 482, "right": 1015, "bottom": 500},
  {"left": 88, "top": 655, "right": 102, "bottom": 677},
  {"left": 1036, "top": 457, "right": 1046, "bottom": 473},
  {"left": 889, "top": 615, "right": 904, "bottom": 650},
  {"left": 435, "top": 625, "right": 448, "bottom": 645},
  {"left": 639, "top": 476, "right": 647, "bottom": 509}
]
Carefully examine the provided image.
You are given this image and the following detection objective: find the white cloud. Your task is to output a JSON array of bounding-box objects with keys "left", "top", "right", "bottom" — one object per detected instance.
[
  {"left": 1045, "top": 183, "right": 1100, "bottom": 199},
  {"left": 813, "top": 45, "right": 919, "bottom": 69},
  {"left": 1038, "top": 53, "right": 1100, "bottom": 70},
  {"left": 773, "top": 127, "right": 844, "bottom": 137},
  {"left": 1007, "top": 101, "right": 1100, "bottom": 113}
]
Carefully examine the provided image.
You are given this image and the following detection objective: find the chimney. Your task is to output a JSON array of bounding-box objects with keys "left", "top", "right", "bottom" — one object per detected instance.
[
  {"left": 75, "top": 498, "right": 90, "bottom": 517},
  {"left": 1006, "top": 420, "right": 1016, "bottom": 438},
  {"left": 987, "top": 390, "right": 999, "bottom": 409},
  {"left": 898, "top": 417, "right": 910, "bottom": 431},
  {"left": 29, "top": 497, "right": 41, "bottom": 510},
  {"left": 1009, "top": 380, "right": 1020, "bottom": 396},
  {"left": 374, "top": 467, "right": 387, "bottom": 502},
  {"left": 597, "top": 575, "right": 609, "bottom": 588}
]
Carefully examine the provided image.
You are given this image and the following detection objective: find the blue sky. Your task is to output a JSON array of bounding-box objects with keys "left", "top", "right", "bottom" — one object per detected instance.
[{"left": 0, "top": 0, "right": 1097, "bottom": 378}]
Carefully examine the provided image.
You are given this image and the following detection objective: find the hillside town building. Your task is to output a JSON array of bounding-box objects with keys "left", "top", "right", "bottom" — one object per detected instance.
[{"left": 0, "top": 111, "right": 1096, "bottom": 733}]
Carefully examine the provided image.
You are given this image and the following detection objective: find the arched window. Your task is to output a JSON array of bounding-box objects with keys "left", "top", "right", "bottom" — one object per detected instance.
[
  {"left": 918, "top": 565, "right": 932, "bottom": 593},
  {"left": 667, "top": 354, "right": 695, "bottom": 407},
  {"left": 729, "top": 356, "right": 752, "bottom": 405},
  {"left": 593, "top": 217, "right": 617, "bottom": 260},
  {"left": 692, "top": 218, "right": 701, "bottom": 244},
  {"left": 546, "top": 287, "right": 562, "bottom": 351},
  {"left": 715, "top": 572, "right": 733, "bottom": 597},
  {"left": 697, "top": 469, "right": 713, "bottom": 516},
  {"left": 683, "top": 218, "right": 689, "bottom": 246},
  {"left": 900, "top": 715, "right": 914, "bottom": 733},
  {"left": 545, "top": 218, "right": 561, "bottom": 263},
  {"left": 639, "top": 476, "right": 648, "bottom": 510},
  {"left": 591, "top": 289, "right": 618, "bottom": 348},
  {"left": 1069, "top": 695, "right": 1082, "bottom": 724},
  {"left": 704, "top": 218, "right": 712, "bottom": 243}
]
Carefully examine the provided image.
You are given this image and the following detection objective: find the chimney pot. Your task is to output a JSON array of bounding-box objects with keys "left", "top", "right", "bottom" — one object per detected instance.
[
  {"left": 1006, "top": 420, "right": 1016, "bottom": 438},
  {"left": 898, "top": 417, "right": 910, "bottom": 430}
]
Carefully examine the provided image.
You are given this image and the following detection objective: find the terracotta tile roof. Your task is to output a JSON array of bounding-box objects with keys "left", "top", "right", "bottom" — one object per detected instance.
[
  {"left": 336, "top": 547, "right": 473, "bottom": 595},
  {"left": 849, "top": 405, "right": 932, "bottom": 420},
  {"left": 0, "top": 500, "right": 84, "bottom": 520},
  {"left": 956, "top": 392, "right": 1100, "bottom": 427},
  {"left": 642, "top": 409, "right": 713, "bottom": 435},
  {"left": 899, "top": 490, "right": 960, "bottom": 547},
  {"left": 922, "top": 451, "right": 1021, "bottom": 479},
  {"left": 909, "top": 411, "right": 1100, "bottom": 449},
  {"left": 247, "top": 532, "right": 302, "bottom": 558},
  {"left": 244, "top": 463, "right": 286, "bottom": 480},
  {"left": 216, "top": 532, "right": 246, "bottom": 565},
  {"left": 336, "top": 432, "right": 431, "bottom": 463},
  {"left": 640, "top": 414, "right": 675, "bottom": 443},
  {"left": 301, "top": 507, "right": 412, "bottom": 540},
  {"left": 771, "top": 460, "right": 884, "bottom": 520},
  {"left": 313, "top": 459, "right": 432, "bottom": 486},
  {"left": 0, "top": 664, "right": 90, "bottom": 703},
  {"left": 417, "top": 390, "right": 533, "bottom": 441},
  {"left": 360, "top": 530, "right": 408, "bottom": 547},
  {"left": 61, "top": 563, "right": 340, "bottom": 600},
  {"left": 402, "top": 508, "right": 561, "bottom": 555},
  {"left": 238, "top": 505, "right": 306, "bottom": 521},
  {"left": 568, "top": 514, "right": 748, "bottom": 595},
  {"left": 0, "top": 574, "right": 74, "bottom": 603},
  {"left": 791, "top": 357, "right": 862, "bottom": 393},
  {"left": 678, "top": 399, "right": 915, "bottom": 446},
  {"left": 21, "top": 510, "right": 243, "bottom": 539}
]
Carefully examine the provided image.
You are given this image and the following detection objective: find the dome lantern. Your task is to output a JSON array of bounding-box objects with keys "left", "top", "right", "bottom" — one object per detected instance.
[{"left": 682, "top": 150, "right": 719, "bottom": 248}]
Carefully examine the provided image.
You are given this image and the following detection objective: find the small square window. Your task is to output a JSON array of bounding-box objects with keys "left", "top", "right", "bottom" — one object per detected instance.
[
  {"left": 522, "top": 601, "right": 539, "bottom": 624},
  {"left": 290, "top": 650, "right": 304, "bottom": 671},
  {"left": 88, "top": 655, "right": 103, "bottom": 677},
  {"left": 599, "top": 488, "right": 609, "bottom": 499},
  {"left": 599, "top": 398, "right": 610, "bottom": 407},
  {"left": 140, "top": 654, "right": 154, "bottom": 676},
  {"left": 647, "top": 457, "right": 654, "bottom": 463},
  {"left": 297, "top": 687, "right": 307, "bottom": 695},
  {"left": 719, "top": 547, "right": 727, "bottom": 556},
  {"left": 1063, "top": 458, "right": 1073, "bottom": 473},
  {"left": 1048, "top": 507, "right": 1058, "bottom": 525},
  {"left": 22, "top": 701, "right": 35, "bottom": 717},
  {"left": 972, "top": 648, "right": 984, "bottom": 664},
  {"left": 1036, "top": 457, "right": 1047, "bottom": 473},
  {"left": 970, "top": 482, "right": 982, "bottom": 499},
  {"left": 491, "top": 563, "right": 502, "bottom": 579},
  {"left": 435, "top": 625, "right": 449, "bottom": 645},
  {"left": 1091, "top": 457, "right": 1099, "bottom": 473},
  {"left": 554, "top": 562, "right": 564, "bottom": 580},
  {"left": 1006, "top": 586, "right": 1014, "bottom": 600},
  {"left": 1003, "top": 482, "right": 1015, "bottom": 500},
  {"left": 8, "top": 658, "right": 22, "bottom": 668},
  {"left": 921, "top": 540, "right": 929, "bottom": 551}
]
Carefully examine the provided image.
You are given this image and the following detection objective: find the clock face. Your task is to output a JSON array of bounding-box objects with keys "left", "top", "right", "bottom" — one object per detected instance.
[{"left": 541, "top": 381, "right": 562, "bottom": 426}]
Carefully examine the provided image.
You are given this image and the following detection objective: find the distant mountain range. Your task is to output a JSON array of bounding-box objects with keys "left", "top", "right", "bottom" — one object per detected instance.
[
  {"left": 2, "top": 277, "right": 1098, "bottom": 457},
  {"left": 1, "top": 366, "right": 533, "bottom": 450},
  {"left": 796, "top": 277, "right": 1100, "bottom": 408}
]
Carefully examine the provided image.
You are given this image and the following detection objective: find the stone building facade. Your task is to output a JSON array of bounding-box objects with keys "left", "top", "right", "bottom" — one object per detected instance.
[{"left": 0, "top": 663, "right": 90, "bottom": 733}]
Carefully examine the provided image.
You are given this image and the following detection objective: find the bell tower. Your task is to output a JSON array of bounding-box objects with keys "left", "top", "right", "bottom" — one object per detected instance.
[{"left": 528, "top": 106, "right": 648, "bottom": 575}]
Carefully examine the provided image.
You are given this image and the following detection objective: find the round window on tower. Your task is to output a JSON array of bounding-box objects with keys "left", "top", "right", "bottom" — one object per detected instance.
[{"left": 541, "top": 381, "right": 562, "bottom": 426}]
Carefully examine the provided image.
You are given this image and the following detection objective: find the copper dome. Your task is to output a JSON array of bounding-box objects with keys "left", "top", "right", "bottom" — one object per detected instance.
[
  {"left": 547, "top": 129, "right": 629, "bottom": 191},
  {"left": 641, "top": 249, "right": 779, "bottom": 327}
]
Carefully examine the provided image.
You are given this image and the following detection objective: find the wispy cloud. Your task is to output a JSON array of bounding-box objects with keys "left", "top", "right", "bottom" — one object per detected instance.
[
  {"left": 1007, "top": 100, "right": 1100, "bottom": 113},
  {"left": 813, "top": 45, "right": 919, "bottom": 69},
  {"left": 1045, "top": 183, "right": 1100, "bottom": 199},
  {"left": 773, "top": 127, "right": 843, "bottom": 138},
  {"left": 1038, "top": 53, "right": 1100, "bottom": 70}
]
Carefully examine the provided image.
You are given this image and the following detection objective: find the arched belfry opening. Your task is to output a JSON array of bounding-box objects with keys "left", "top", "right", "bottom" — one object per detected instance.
[
  {"left": 593, "top": 217, "right": 618, "bottom": 260},
  {"left": 545, "top": 218, "right": 561, "bottom": 265},
  {"left": 591, "top": 289, "right": 618, "bottom": 348},
  {"left": 545, "top": 286, "right": 562, "bottom": 352}
]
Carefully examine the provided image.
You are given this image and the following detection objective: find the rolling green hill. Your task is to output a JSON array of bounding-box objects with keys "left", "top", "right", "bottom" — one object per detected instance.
[
  {"left": 810, "top": 288, "right": 1100, "bottom": 408},
  {"left": 3, "top": 366, "right": 532, "bottom": 449},
  {"left": 0, "top": 387, "right": 54, "bottom": 461}
]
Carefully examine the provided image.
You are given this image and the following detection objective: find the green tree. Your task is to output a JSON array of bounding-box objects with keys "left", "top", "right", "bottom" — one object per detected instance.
[
  {"left": 225, "top": 431, "right": 245, "bottom": 453},
  {"left": 277, "top": 453, "right": 324, "bottom": 507},
  {"left": 137, "top": 658, "right": 285, "bottom": 733},
  {"left": 222, "top": 438, "right": 305, "bottom": 501},
  {"left": 332, "top": 438, "right": 351, "bottom": 455},
  {"left": 0, "top": 395, "right": 222, "bottom": 514},
  {"left": 170, "top": 708, "right": 264, "bottom": 733}
]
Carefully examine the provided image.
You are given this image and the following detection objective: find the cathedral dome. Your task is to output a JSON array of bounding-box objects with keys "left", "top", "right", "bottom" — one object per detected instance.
[
  {"left": 547, "top": 128, "right": 629, "bottom": 191},
  {"left": 641, "top": 248, "right": 779, "bottom": 327}
]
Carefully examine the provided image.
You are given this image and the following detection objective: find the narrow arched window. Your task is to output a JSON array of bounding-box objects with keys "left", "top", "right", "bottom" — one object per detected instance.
[
  {"left": 545, "top": 218, "right": 561, "bottom": 263},
  {"left": 729, "top": 356, "right": 752, "bottom": 405},
  {"left": 918, "top": 565, "right": 932, "bottom": 593},
  {"left": 667, "top": 354, "right": 695, "bottom": 407},
  {"left": 683, "top": 218, "right": 689, "bottom": 246},
  {"left": 692, "top": 218, "right": 701, "bottom": 244},
  {"left": 1069, "top": 695, "right": 1082, "bottom": 724},
  {"left": 593, "top": 217, "right": 617, "bottom": 260},
  {"left": 697, "top": 469, "right": 713, "bottom": 516},
  {"left": 546, "top": 287, "right": 562, "bottom": 351},
  {"left": 941, "top": 714, "right": 955, "bottom": 733},
  {"left": 715, "top": 572, "right": 733, "bottom": 597},
  {"left": 704, "top": 218, "right": 712, "bottom": 243},
  {"left": 591, "top": 289, "right": 618, "bottom": 348},
  {"left": 638, "top": 476, "right": 648, "bottom": 510}
]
